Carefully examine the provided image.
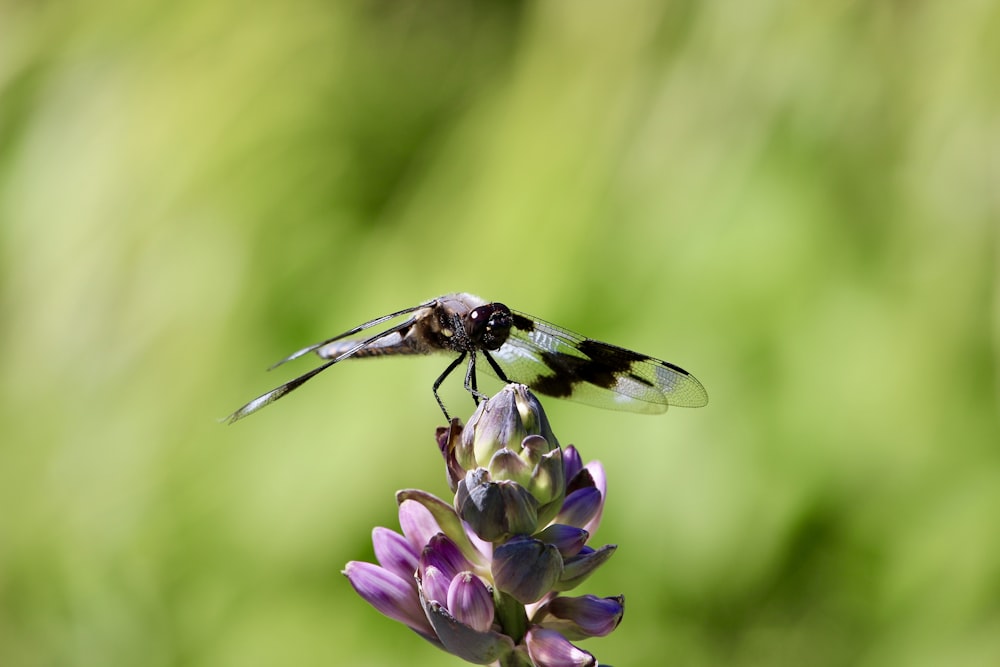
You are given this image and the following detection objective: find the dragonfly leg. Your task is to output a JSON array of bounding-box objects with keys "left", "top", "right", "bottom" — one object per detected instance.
[
  {"left": 463, "top": 352, "right": 491, "bottom": 406},
  {"left": 482, "top": 351, "right": 512, "bottom": 384},
  {"left": 433, "top": 352, "right": 467, "bottom": 421}
]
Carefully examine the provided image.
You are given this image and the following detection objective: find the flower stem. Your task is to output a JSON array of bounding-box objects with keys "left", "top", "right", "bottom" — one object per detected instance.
[{"left": 493, "top": 589, "right": 528, "bottom": 645}]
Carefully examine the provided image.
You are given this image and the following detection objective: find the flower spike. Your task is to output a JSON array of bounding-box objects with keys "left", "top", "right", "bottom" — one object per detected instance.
[{"left": 345, "top": 385, "right": 623, "bottom": 666}]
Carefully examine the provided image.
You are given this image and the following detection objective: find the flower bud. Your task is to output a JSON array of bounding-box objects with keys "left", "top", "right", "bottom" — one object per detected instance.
[
  {"left": 492, "top": 537, "right": 564, "bottom": 604},
  {"left": 420, "top": 533, "right": 471, "bottom": 582},
  {"left": 461, "top": 384, "right": 559, "bottom": 468},
  {"left": 525, "top": 627, "right": 596, "bottom": 667},
  {"left": 456, "top": 470, "right": 539, "bottom": 542},
  {"left": 488, "top": 448, "right": 532, "bottom": 486},
  {"left": 533, "top": 524, "right": 589, "bottom": 559},
  {"left": 447, "top": 572, "right": 495, "bottom": 632},
  {"left": 526, "top": 445, "right": 565, "bottom": 511},
  {"left": 420, "top": 563, "right": 452, "bottom": 607},
  {"left": 532, "top": 594, "right": 625, "bottom": 640}
]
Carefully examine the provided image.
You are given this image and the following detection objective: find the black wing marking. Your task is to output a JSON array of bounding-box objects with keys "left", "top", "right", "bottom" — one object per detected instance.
[{"left": 483, "top": 311, "right": 708, "bottom": 414}]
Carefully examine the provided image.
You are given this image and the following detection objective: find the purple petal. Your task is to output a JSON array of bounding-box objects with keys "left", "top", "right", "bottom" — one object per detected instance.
[
  {"left": 420, "top": 533, "right": 471, "bottom": 581},
  {"left": 556, "top": 487, "right": 602, "bottom": 529},
  {"left": 397, "top": 490, "right": 486, "bottom": 566},
  {"left": 372, "top": 527, "right": 419, "bottom": 584},
  {"left": 419, "top": 565, "right": 452, "bottom": 607},
  {"left": 533, "top": 594, "right": 624, "bottom": 639},
  {"left": 525, "top": 627, "right": 595, "bottom": 667},
  {"left": 398, "top": 499, "right": 442, "bottom": 553},
  {"left": 534, "top": 524, "right": 589, "bottom": 558},
  {"left": 581, "top": 461, "right": 606, "bottom": 537},
  {"left": 562, "top": 445, "right": 583, "bottom": 483},
  {"left": 343, "top": 561, "right": 433, "bottom": 636},
  {"left": 447, "top": 572, "right": 495, "bottom": 632}
]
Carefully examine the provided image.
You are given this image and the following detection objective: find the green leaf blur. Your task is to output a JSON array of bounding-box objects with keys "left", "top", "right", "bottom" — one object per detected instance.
[{"left": 1, "top": 1, "right": 997, "bottom": 666}]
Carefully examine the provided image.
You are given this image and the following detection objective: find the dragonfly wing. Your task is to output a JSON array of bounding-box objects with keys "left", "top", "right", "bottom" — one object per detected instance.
[{"left": 483, "top": 312, "right": 707, "bottom": 413}]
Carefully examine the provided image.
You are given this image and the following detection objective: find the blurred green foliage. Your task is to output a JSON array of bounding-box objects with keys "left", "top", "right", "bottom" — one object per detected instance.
[{"left": 1, "top": 0, "right": 998, "bottom": 665}]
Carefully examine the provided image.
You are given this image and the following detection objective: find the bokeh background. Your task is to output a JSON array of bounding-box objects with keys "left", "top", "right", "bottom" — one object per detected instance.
[{"left": 1, "top": 1, "right": 998, "bottom": 665}]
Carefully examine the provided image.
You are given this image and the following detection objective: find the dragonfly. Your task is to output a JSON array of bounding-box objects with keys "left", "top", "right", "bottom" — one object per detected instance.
[{"left": 225, "top": 292, "right": 708, "bottom": 423}]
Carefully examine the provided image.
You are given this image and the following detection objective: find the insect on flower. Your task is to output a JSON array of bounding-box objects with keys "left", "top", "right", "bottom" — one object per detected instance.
[{"left": 226, "top": 292, "right": 708, "bottom": 422}]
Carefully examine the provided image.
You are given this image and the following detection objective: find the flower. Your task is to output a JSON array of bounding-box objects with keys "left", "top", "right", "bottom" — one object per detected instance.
[{"left": 344, "top": 384, "right": 623, "bottom": 666}]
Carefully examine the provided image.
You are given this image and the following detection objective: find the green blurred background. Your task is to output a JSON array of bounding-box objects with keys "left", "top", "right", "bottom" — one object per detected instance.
[{"left": 1, "top": 1, "right": 997, "bottom": 665}]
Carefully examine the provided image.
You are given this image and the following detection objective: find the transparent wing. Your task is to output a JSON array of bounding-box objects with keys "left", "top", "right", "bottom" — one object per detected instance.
[
  {"left": 269, "top": 299, "right": 438, "bottom": 369},
  {"left": 224, "top": 300, "right": 437, "bottom": 423},
  {"left": 484, "top": 311, "right": 708, "bottom": 414}
]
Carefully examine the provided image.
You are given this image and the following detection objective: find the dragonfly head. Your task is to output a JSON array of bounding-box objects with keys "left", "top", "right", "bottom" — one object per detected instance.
[{"left": 468, "top": 303, "right": 513, "bottom": 351}]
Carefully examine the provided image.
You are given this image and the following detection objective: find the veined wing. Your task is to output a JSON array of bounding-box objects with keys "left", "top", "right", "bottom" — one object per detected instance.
[
  {"left": 224, "top": 299, "right": 437, "bottom": 423},
  {"left": 485, "top": 311, "right": 709, "bottom": 414},
  {"left": 269, "top": 299, "right": 439, "bottom": 369}
]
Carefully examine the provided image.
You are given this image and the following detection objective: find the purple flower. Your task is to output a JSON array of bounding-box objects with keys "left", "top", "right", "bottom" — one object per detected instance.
[
  {"left": 344, "top": 384, "right": 623, "bottom": 666},
  {"left": 532, "top": 594, "right": 625, "bottom": 640},
  {"left": 526, "top": 628, "right": 598, "bottom": 667}
]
